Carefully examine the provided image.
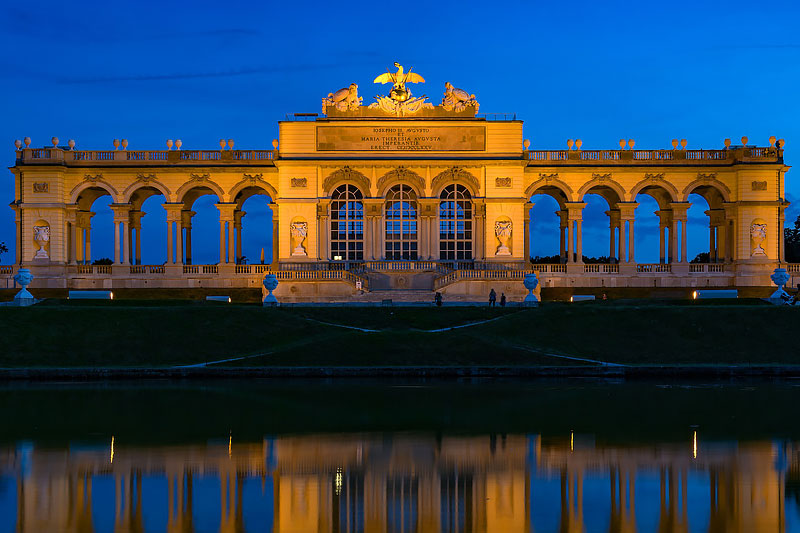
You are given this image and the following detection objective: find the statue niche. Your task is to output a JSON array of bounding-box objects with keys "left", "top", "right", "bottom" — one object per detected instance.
[
  {"left": 495, "top": 219, "right": 512, "bottom": 256},
  {"left": 291, "top": 221, "right": 308, "bottom": 257},
  {"left": 750, "top": 221, "right": 767, "bottom": 257}
]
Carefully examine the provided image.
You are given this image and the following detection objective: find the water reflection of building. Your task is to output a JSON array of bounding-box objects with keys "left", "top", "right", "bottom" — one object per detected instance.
[{"left": 0, "top": 435, "right": 791, "bottom": 532}]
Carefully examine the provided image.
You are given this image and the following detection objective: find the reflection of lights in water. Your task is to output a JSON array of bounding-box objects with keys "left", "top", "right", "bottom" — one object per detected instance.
[
  {"left": 693, "top": 430, "right": 697, "bottom": 459},
  {"left": 570, "top": 431, "right": 574, "bottom": 452},
  {"left": 110, "top": 436, "right": 114, "bottom": 464},
  {"left": 335, "top": 467, "right": 343, "bottom": 495}
]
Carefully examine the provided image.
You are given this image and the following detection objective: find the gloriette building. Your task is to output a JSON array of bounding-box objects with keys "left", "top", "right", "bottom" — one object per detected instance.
[{"left": 4, "top": 64, "right": 792, "bottom": 301}]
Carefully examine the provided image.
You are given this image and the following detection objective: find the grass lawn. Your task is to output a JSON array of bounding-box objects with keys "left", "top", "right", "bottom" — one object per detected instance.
[{"left": 0, "top": 299, "right": 797, "bottom": 368}]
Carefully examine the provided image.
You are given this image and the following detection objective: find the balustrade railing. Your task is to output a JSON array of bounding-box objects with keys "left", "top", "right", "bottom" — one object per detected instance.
[
  {"left": 532, "top": 263, "right": 567, "bottom": 273},
  {"left": 0, "top": 266, "right": 12, "bottom": 275},
  {"left": 788, "top": 264, "right": 800, "bottom": 273},
  {"left": 274, "top": 269, "right": 369, "bottom": 290},
  {"left": 434, "top": 268, "right": 535, "bottom": 290},
  {"left": 234, "top": 264, "right": 272, "bottom": 274},
  {"left": 689, "top": 263, "right": 725, "bottom": 273},
  {"left": 129, "top": 265, "right": 165, "bottom": 274},
  {"left": 526, "top": 148, "right": 766, "bottom": 164},
  {"left": 16, "top": 148, "right": 277, "bottom": 165},
  {"left": 637, "top": 263, "right": 672, "bottom": 273},
  {"left": 583, "top": 264, "right": 620, "bottom": 273}
]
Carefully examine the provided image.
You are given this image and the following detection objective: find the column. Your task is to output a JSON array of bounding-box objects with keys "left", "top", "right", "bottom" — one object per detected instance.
[
  {"left": 430, "top": 211, "right": 439, "bottom": 260},
  {"left": 628, "top": 219, "right": 635, "bottom": 263},
  {"left": 113, "top": 220, "right": 121, "bottom": 264},
  {"left": 69, "top": 222, "right": 77, "bottom": 264},
  {"left": 681, "top": 220, "right": 688, "bottom": 263},
  {"left": 227, "top": 220, "right": 234, "bottom": 264},
  {"left": 718, "top": 221, "right": 727, "bottom": 263},
  {"left": 523, "top": 202, "right": 533, "bottom": 263},
  {"left": 659, "top": 224, "right": 666, "bottom": 263},
  {"left": 564, "top": 203, "right": 586, "bottom": 264},
  {"left": 606, "top": 209, "right": 620, "bottom": 262},
  {"left": 77, "top": 226, "right": 84, "bottom": 264},
  {"left": 474, "top": 201, "right": 486, "bottom": 261},
  {"left": 617, "top": 202, "right": 638, "bottom": 264},
  {"left": 234, "top": 210, "right": 244, "bottom": 264},
  {"left": 215, "top": 203, "right": 236, "bottom": 265},
  {"left": 272, "top": 216, "right": 279, "bottom": 265},
  {"left": 176, "top": 219, "right": 183, "bottom": 265},
  {"left": 110, "top": 205, "right": 131, "bottom": 265},
  {"left": 85, "top": 227, "right": 91, "bottom": 263},
  {"left": 135, "top": 228, "right": 142, "bottom": 265},
  {"left": 169, "top": 219, "right": 175, "bottom": 265},
  {"left": 557, "top": 210, "right": 567, "bottom": 261},
  {"left": 566, "top": 219, "right": 573, "bottom": 263},
  {"left": 122, "top": 220, "right": 130, "bottom": 265},
  {"left": 182, "top": 210, "right": 195, "bottom": 265}
]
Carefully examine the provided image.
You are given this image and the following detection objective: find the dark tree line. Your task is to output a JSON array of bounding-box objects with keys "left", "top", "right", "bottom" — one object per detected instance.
[{"left": 786, "top": 214, "right": 800, "bottom": 263}]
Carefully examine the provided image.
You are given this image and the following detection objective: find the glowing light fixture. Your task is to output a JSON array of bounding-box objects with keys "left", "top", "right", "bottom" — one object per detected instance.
[
  {"left": 110, "top": 436, "right": 115, "bottom": 464},
  {"left": 335, "top": 467, "right": 343, "bottom": 495}
]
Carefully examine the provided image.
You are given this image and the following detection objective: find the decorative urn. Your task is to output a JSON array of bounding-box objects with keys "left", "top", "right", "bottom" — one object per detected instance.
[
  {"left": 770, "top": 267, "right": 791, "bottom": 301},
  {"left": 523, "top": 272, "right": 539, "bottom": 305},
  {"left": 13, "top": 268, "right": 35, "bottom": 305},
  {"left": 263, "top": 273, "right": 279, "bottom": 306}
]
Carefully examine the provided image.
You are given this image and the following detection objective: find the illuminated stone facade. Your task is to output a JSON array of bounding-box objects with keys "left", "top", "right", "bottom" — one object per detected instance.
[{"left": 3, "top": 67, "right": 792, "bottom": 301}]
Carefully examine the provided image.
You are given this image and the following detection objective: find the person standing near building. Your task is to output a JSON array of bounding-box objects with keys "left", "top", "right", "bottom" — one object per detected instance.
[
  {"left": 500, "top": 293, "right": 506, "bottom": 307},
  {"left": 489, "top": 288, "right": 497, "bottom": 307}
]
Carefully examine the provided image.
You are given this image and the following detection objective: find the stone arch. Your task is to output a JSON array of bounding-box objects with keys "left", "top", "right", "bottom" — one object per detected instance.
[
  {"left": 525, "top": 176, "right": 573, "bottom": 208},
  {"left": 682, "top": 176, "right": 731, "bottom": 207},
  {"left": 377, "top": 167, "right": 425, "bottom": 197},
  {"left": 629, "top": 175, "right": 680, "bottom": 208},
  {"left": 431, "top": 167, "right": 480, "bottom": 196},
  {"left": 229, "top": 178, "right": 278, "bottom": 208},
  {"left": 123, "top": 179, "right": 172, "bottom": 205},
  {"left": 176, "top": 177, "right": 226, "bottom": 206},
  {"left": 577, "top": 176, "right": 626, "bottom": 207},
  {"left": 70, "top": 180, "right": 119, "bottom": 205},
  {"left": 322, "top": 166, "right": 371, "bottom": 196}
]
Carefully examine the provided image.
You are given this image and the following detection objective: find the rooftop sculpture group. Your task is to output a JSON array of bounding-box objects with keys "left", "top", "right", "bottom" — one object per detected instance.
[{"left": 322, "top": 62, "right": 479, "bottom": 117}]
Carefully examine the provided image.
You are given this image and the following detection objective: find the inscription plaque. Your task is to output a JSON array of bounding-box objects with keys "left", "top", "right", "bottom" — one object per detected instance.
[{"left": 317, "top": 125, "right": 486, "bottom": 152}]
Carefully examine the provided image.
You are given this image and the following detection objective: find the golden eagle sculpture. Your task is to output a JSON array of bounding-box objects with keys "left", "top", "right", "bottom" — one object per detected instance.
[{"left": 373, "top": 62, "right": 425, "bottom": 102}]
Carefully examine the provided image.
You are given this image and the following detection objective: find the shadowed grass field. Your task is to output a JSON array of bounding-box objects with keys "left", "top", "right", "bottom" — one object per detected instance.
[{"left": 0, "top": 299, "right": 795, "bottom": 368}]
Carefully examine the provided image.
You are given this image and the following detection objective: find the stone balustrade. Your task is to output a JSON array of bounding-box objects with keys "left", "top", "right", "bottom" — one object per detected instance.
[
  {"left": 526, "top": 146, "right": 782, "bottom": 165},
  {"left": 15, "top": 148, "right": 277, "bottom": 166}
]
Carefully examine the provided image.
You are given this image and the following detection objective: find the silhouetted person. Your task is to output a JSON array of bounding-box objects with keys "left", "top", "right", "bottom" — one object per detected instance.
[
  {"left": 489, "top": 288, "right": 496, "bottom": 307},
  {"left": 434, "top": 292, "right": 442, "bottom": 307},
  {"left": 500, "top": 293, "right": 506, "bottom": 307}
]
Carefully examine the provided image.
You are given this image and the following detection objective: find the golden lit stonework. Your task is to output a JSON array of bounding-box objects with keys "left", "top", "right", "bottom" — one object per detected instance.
[{"left": 4, "top": 65, "right": 791, "bottom": 303}]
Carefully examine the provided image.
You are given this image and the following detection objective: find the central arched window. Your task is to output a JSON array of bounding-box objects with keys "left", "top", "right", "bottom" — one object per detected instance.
[
  {"left": 439, "top": 184, "right": 473, "bottom": 260},
  {"left": 330, "top": 184, "right": 364, "bottom": 261},
  {"left": 385, "top": 184, "right": 418, "bottom": 260}
]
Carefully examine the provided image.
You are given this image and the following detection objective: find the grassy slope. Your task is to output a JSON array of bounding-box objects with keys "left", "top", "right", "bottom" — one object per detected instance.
[{"left": 0, "top": 300, "right": 797, "bottom": 367}]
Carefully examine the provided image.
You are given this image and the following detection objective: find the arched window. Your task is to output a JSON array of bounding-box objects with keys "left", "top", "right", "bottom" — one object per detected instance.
[
  {"left": 330, "top": 184, "right": 364, "bottom": 261},
  {"left": 439, "top": 184, "right": 473, "bottom": 260},
  {"left": 385, "top": 184, "right": 418, "bottom": 260}
]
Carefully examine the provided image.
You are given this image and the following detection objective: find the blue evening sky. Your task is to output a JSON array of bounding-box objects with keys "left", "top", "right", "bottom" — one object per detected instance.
[{"left": 1, "top": 0, "right": 798, "bottom": 263}]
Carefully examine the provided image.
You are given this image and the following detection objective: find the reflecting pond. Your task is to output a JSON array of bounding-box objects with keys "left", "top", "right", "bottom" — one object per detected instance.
[{"left": 2, "top": 379, "right": 800, "bottom": 532}]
